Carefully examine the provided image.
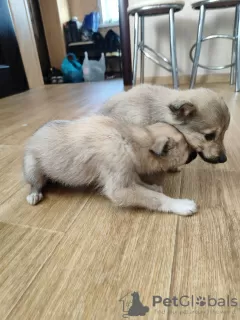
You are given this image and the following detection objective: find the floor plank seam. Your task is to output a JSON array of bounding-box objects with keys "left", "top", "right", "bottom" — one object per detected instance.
[
  {"left": 166, "top": 171, "right": 183, "bottom": 320},
  {"left": 166, "top": 217, "right": 180, "bottom": 320},
  {"left": 0, "top": 220, "right": 65, "bottom": 235},
  {"left": 4, "top": 233, "right": 65, "bottom": 320},
  {"left": 0, "top": 184, "right": 23, "bottom": 206},
  {"left": 63, "top": 194, "right": 94, "bottom": 234}
]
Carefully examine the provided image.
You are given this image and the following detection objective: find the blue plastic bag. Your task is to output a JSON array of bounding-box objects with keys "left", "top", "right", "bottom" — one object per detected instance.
[
  {"left": 61, "top": 53, "right": 84, "bottom": 83},
  {"left": 82, "top": 12, "right": 100, "bottom": 32}
]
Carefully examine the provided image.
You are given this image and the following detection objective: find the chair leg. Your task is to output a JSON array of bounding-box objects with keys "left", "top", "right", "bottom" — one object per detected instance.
[
  {"left": 230, "top": 7, "right": 238, "bottom": 85},
  {"left": 140, "top": 16, "right": 145, "bottom": 84},
  {"left": 133, "top": 12, "right": 139, "bottom": 86},
  {"left": 235, "top": 5, "right": 240, "bottom": 92},
  {"left": 169, "top": 8, "right": 179, "bottom": 89},
  {"left": 190, "top": 5, "right": 206, "bottom": 89}
]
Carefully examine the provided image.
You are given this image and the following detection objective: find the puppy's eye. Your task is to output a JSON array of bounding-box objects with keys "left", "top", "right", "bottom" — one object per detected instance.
[
  {"left": 205, "top": 132, "right": 216, "bottom": 141},
  {"left": 161, "top": 144, "right": 170, "bottom": 156}
]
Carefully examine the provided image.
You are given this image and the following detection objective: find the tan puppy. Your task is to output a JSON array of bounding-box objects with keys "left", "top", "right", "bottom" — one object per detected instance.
[
  {"left": 100, "top": 84, "right": 230, "bottom": 164},
  {"left": 23, "top": 116, "right": 197, "bottom": 216}
]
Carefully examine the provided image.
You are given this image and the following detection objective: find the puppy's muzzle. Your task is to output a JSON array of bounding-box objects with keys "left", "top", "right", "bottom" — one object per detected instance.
[
  {"left": 199, "top": 151, "right": 227, "bottom": 164},
  {"left": 186, "top": 151, "right": 197, "bottom": 164}
]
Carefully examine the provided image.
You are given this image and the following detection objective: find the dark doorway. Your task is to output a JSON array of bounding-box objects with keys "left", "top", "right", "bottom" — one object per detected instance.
[
  {"left": 0, "top": 0, "right": 28, "bottom": 98},
  {"left": 27, "top": 0, "right": 51, "bottom": 82}
]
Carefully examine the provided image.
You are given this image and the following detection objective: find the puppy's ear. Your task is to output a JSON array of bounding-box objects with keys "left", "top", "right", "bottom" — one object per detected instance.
[
  {"left": 150, "top": 137, "right": 174, "bottom": 157},
  {"left": 169, "top": 101, "right": 197, "bottom": 119}
]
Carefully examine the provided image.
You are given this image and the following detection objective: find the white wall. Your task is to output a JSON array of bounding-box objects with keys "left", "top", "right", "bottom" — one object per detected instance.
[{"left": 129, "top": 0, "right": 235, "bottom": 78}]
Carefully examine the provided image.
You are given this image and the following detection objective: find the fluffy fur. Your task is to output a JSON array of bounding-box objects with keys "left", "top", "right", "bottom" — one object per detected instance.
[
  {"left": 23, "top": 116, "right": 197, "bottom": 216},
  {"left": 100, "top": 84, "right": 231, "bottom": 164}
]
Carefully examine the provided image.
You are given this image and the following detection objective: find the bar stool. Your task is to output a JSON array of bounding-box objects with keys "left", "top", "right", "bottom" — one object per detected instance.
[
  {"left": 190, "top": 0, "right": 240, "bottom": 92},
  {"left": 128, "top": 0, "right": 185, "bottom": 88}
]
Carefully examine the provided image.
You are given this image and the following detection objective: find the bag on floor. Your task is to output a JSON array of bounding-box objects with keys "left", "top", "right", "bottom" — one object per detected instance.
[
  {"left": 82, "top": 52, "right": 106, "bottom": 82},
  {"left": 61, "top": 53, "right": 84, "bottom": 83}
]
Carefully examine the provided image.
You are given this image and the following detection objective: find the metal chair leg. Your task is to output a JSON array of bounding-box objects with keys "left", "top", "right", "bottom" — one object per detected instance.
[
  {"left": 133, "top": 12, "right": 139, "bottom": 86},
  {"left": 190, "top": 5, "right": 206, "bottom": 89},
  {"left": 230, "top": 7, "right": 238, "bottom": 85},
  {"left": 235, "top": 4, "right": 240, "bottom": 92},
  {"left": 140, "top": 16, "right": 145, "bottom": 84},
  {"left": 169, "top": 8, "right": 179, "bottom": 89}
]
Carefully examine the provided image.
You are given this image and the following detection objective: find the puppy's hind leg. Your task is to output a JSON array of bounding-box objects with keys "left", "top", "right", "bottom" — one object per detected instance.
[
  {"left": 106, "top": 184, "right": 197, "bottom": 216},
  {"left": 23, "top": 152, "right": 46, "bottom": 205}
]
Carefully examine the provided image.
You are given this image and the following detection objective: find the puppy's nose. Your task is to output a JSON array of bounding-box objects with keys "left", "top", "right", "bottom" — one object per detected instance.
[
  {"left": 218, "top": 152, "right": 227, "bottom": 163},
  {"left": 186, "top": 151, "right": 197, "bottom": 164}
]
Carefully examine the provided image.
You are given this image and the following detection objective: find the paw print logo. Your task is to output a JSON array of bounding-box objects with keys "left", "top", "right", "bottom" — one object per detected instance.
[{"left": 196, "top": 296, "right": 206, "bottom": 307}]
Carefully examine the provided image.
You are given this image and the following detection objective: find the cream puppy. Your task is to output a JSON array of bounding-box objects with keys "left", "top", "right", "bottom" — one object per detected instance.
[
  {"left": 23, "top": 116, "right": 197, "bottom": 215},
  {"left": 101, "top": 84, "right": 230, "bottom": 164}
]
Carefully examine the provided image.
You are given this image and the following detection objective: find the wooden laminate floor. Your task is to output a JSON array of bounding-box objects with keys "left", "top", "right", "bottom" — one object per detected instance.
[{"left": 0, "top": 80, "right": 240, "bottom": 320}]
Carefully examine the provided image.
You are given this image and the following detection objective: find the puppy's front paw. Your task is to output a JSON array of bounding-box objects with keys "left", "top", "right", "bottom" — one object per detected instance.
[
  {"left": 162, "top": 199, "right": 197, "bottom": 216},
  {"left": 26, "top": 192, "right": 43, "bottom": 206}
]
